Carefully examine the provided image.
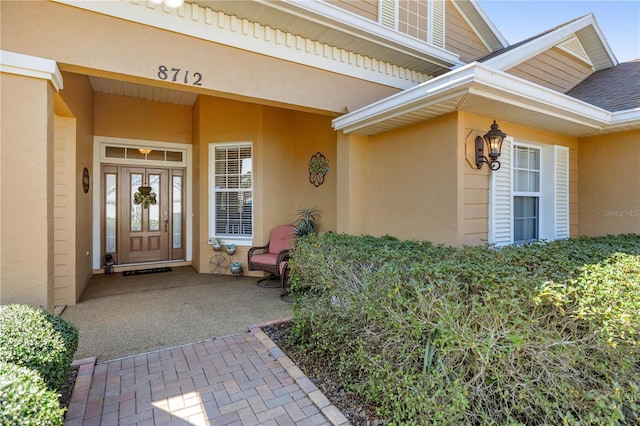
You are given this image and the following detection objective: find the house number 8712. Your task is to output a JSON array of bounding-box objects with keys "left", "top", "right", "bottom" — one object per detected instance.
[{"left": 157, "top": 65, "right": 202, "bottom": 86}]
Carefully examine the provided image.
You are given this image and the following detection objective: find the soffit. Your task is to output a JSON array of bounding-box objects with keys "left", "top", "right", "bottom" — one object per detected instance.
[
  {"left": 333, "top": 63, "right": 639, "bottom": 137},
  {"left": 338, "top": 92, "right": 614, "bottom": 137},
  {"left": 188, "top": 0, "right": 458, "bottom": 76},
  {"left": 89, "top": 76, "right": 199, "bottom": 107}
]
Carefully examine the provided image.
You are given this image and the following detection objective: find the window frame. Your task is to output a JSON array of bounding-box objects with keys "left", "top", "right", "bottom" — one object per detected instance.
[
  {"left": 208, "top": 142, "right": 254, "bottom": 246},
  {"left": 489, "top": 139, "right": 569, "bottom": 247},
  {"left": 512, "top": 144, "right": 541, "bottom": 244}
]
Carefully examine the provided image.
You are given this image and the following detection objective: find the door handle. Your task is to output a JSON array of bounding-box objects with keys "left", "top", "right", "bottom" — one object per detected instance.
[{"left": 164, "top": 218, "right": 168, "bottom": 232}]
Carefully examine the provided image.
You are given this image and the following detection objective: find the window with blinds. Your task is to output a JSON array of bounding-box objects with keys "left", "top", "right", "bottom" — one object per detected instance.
[
  {"left": 490, "top": 141, "right": 569, "bottom": 247},
  {"left": 513, "top": 145, "right": 541, "bottom": 244},
  {"left": 209, "top": 143, "right": 253, "bottom": 241}
]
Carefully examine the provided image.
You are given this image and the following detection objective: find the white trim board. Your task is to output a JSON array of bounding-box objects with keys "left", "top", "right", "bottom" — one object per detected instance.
[
  {"left": 0, "top": 50, "right": 63, "bottom": 91},
  {"left": 52, "top": 0, "right": 433, "bottom": 89},
  {"left": 92, "top": 136, "right": 193, "bottom": 269}
]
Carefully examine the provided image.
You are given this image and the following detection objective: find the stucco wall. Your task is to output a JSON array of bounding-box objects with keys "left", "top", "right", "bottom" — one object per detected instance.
[
  {"left": 289, "top": 111, "right": 337, "bottom": 235},
  {"left": 57, "top": 72, "right": 95, "bottom": 304},
  {"left": 94, "top": 93, "right": 192, "bottom": 144},
  {"left": 194, "top": 96, "right": 337, "bottom": 274},
  {"left": 1, "top": 0, "right": 398, "bottom": 116},
  {"left": 0, "top": 73, "right": 55, "bottom": 309},
  {"left": 336, "top": 132, "right": 369, "bottom": 236},
  {"left": 367, "top": 113, "right": 459, "bottom": 245},
  {"left": 578, "top": 130, "right": 640, "bottom": 236},
  {"left": 460, "top": 112, "right": 579, "bottom": 245}
]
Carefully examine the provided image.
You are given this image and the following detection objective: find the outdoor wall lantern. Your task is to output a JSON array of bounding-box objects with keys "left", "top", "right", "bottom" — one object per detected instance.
[{"left": 476, "top": 120, "right": 507, "bottom": 171}]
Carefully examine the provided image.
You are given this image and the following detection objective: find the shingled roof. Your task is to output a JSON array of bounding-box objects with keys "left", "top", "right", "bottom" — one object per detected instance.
[{"left": 566, "top": 59, "right": 640, "bottom": 112}]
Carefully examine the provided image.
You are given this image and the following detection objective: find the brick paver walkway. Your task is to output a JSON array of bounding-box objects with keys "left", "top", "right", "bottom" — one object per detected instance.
[{"left": 65, "top": 326, "right": 349, "bottom": 425}]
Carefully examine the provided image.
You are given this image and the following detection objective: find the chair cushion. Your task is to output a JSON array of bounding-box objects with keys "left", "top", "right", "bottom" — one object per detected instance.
[
  {"left": 250, "top": 253, "right": 279, "bottom": 266},
  {"left": 268, "top": 225, "right": 295, "bottom": 254}
]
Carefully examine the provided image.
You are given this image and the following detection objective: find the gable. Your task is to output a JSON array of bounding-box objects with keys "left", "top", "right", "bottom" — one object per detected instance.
[
  {"left": 445, "top": 0, "right": 492, "bottom": 62},
  {"left": 506, "top": 46, "right": 594, "bottom": 93}
]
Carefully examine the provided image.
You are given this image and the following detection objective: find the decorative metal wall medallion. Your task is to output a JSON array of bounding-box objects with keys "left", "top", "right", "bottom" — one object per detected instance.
[{"left": 309, "top": 152, "right": 329, "bottom": 187}]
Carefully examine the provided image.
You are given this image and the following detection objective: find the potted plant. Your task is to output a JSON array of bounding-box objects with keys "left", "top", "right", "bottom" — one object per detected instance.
[
  {"left": 294, "top": 207, "right": 320, "bottom": 237},
  {"left": 225, "top": 244, "right": 236, "bottom": 255},
  {"left": 230, "top": 261, "right": 242, "bottom": 274},
  {"left": 211, "top": 238, "right": 223, "bottom": 251}
]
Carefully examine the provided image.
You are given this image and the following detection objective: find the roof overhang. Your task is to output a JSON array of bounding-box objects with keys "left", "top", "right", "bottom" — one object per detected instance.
[
  {"left": 332, "top": 62, "right": 640, "bottom": 137},
  {"left": 482, "top": 14, "right": 617, "bottom": 72},
  {"left": 191, "top": 0, "right": 461, "bottom": 75}
]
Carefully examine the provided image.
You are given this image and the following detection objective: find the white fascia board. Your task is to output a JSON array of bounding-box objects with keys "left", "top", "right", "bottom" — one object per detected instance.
[
  {"left": 482, "top": 15, "right": 614, "bottom": 71},
  {"left": 333, "top": 62, "right": 614, "bottom": 133},
  {"left": 471, "top": 64, "right": 611, "bottom": 128},
  {"left": 465, "top": 0, "right": 508, "bottom": 48},
  {"left": 609, "top": 108, "right": 640, "bottom": 127},
  {"left": 451, "top": 0, "right": 507, "bottom": 53},
  {"left": 53, "top": 0, "right": 428, "bottom": 89},
  {"left": 0, "top": 50, "right": 63, "bottom": 91},
  {"left": 265, "top": 0, "right": 460, "bottom": 68},
  {"left": 332, "top": 62, "right": 478, "bottom": 132}
]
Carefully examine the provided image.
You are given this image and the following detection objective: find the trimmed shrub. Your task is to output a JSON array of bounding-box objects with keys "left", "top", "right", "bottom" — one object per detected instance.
[
  {"left": 289, "top": 233, "right": 640, "bottom": 425},
  {"left": 0, "top": 304, "right": 78, "bottom": 390},
  {"left": 0, "top": 362, "right": 65, "bottom": 425}
]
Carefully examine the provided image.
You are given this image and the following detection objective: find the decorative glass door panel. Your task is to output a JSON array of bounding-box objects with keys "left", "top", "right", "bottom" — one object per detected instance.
[{"left": 120, "top": 167, "right": 169, "bottom": 264}]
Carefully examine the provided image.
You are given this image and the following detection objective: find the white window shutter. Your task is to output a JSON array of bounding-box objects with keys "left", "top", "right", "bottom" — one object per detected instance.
[
  {"left": 554, "top": 145, "right": 570, "bottom": 239},
  {"left": 489, "top": 138, "right": 513, "bottom": 246},
  {"left": 431, "top": 0, "right": 445, "bottom": 48},
  {"left": 380, "top": 0, "right": 396, "bottom": 29}
]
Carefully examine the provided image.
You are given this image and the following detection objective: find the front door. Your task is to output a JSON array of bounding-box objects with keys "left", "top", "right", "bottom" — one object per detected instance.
[{"left": 120, "top": 167, "right": 170, "bottom": 264}]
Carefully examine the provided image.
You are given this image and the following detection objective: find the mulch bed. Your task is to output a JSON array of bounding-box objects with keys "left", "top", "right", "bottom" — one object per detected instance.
[
  {"left": 262, "top": 320, "right": 385, "bottom": 425},
  {"left": 59, "top": 365, "right": 78, "bottom": 413}
]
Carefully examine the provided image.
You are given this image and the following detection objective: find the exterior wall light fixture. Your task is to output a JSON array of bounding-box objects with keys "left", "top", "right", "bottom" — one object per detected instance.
[{"left": 476, "top": 120, "right": 507, "bottom": 171}]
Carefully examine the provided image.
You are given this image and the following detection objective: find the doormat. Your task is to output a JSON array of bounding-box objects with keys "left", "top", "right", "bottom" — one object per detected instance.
[{"left": 123, "top": 267, "right": 172, "bottom": 277}]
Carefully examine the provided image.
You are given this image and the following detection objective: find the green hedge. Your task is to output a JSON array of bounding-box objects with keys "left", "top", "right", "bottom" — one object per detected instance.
[
  {"left": 0, "top": 362, "right": 65, "bottom": 426},
  {"left": 289, "top": 233, "right": 640, "bottom": 425},
  {"left": 0, "top": 304, "right": 78, "bottom": 390}
]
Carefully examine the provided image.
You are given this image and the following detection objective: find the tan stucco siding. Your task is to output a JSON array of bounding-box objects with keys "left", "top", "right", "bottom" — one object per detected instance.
[
  {"left": 506, "top": 47, "right": 594, "bottom": 93},
  {"left": 578, "top": 131, "right": 640, "bottom": 236},
  {"left": 336, "top": 133, "right": 369, "bottom": 236},
  {"left": 460, "top": 112, "right": 579, "bottom": 245},
  {"left": 367, "top": 113, "right": 459, "bottom": 245},
  {"left": 194, "top": 96, "right": 337, "bottom": 274},
  {"left": 94, "top": 93, "right": 193, "bottom": 144},
  {"left": 0, "top": 74, "right": 55, "bottom": 310},
  {"left": 1, "top": 0, "right": 399, "bottom": 116},
  {"left": 327, "top": 0, "right": 378, "bottom": 21},
  {"left": 289, "top": 111, "right": 338, "bottom": 235},
  {"left": 53, "top": 115, "right": 76, "bottom": 307},
  {"left": 445, "top": 1, "right": 491, "bottom": 63},
  {"left": 195, "top": 97, "right": 261, "bottom": 274},
  {"left": 57, "top": 72, "right": 95, "bottom": 304}
]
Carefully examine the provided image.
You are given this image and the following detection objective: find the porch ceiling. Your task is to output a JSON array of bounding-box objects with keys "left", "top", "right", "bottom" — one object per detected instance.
[{"left": 89, "top": 76, "right": 199, "bottom": 107}]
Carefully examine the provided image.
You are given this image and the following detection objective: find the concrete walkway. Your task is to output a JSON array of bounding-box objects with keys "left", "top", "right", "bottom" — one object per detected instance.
[{"left": 65, "top": 320, "right": 350, "bottom": 426}]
